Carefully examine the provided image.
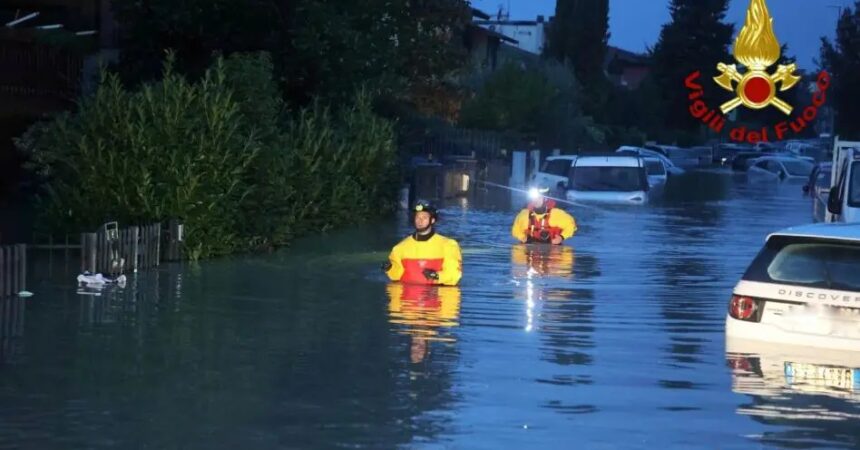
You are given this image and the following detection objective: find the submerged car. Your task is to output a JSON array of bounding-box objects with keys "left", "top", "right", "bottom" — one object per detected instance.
[
  {"left": 726, "top": 223, "right": 860, "bottom": 351},
  {"left": 804, "top": 162, "right": 833, "bottom": 223},
  {"left": 532, "top": 155, "right": 577, "bottom": 191},
  {"left": 615, "top": 146, "right": 685, "bottom": 176},
  {"left": 565, "top": 155, "right": 650, "bottom": 204},
  {"left": 643, "top": 156, "right": 668, "bottom": 188},
  {"left": 748, "top": 156, "right": 814, "bottom": 180},
  {"left": 731, "top": 151, "right": 777, "bottom": 172}
]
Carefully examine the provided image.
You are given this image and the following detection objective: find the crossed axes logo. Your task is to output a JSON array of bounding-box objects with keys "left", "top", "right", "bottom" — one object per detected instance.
[{"left": 713, "top": 0, "right": 800, "bottom": 115}]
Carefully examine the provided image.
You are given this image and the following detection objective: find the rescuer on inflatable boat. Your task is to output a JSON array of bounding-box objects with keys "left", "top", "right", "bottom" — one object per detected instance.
[
  {"left": 511, "top": 186, "right": 577, "bottom": 245},
  {"left": 382, "top": 200, "right": 463, "bottom": 286}
]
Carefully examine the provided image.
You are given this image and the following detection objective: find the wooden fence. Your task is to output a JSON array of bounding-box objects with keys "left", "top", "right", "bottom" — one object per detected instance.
[
  {"left": 81, "top": 222, "right": 162, "bottom": 275},
  {"left": 32, "top": 221, "right": 184, "bottom": 276},
  {"left": 0, "top": 244, "right": 26, "bottom": 298}
]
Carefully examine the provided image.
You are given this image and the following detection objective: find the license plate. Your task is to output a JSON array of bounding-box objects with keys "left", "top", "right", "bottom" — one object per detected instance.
[
  {"left": 781, "top": 306, "right": 860, "bottom": 339},
  {"left": 785, "top": 362, "right": 860, "bottom": 391}
]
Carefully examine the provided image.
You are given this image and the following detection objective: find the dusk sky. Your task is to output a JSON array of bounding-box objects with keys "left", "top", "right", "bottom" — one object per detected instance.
[{"left": 470, "top": 0, "right": 855, "bottom": 70}]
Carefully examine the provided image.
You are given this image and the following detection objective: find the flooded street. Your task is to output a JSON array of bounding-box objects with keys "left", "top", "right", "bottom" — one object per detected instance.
[{"left": 2, "top": 170, "right": 859, "bottom": 449}]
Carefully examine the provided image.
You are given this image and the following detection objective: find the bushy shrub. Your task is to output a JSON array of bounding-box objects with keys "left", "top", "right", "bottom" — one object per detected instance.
[
  {"left": 248, "top": 92, "right": 399, "bottom": 248},
  {"left": 19, "top": 55, "right": 259, "bottom": 259},
  {"left": 19, "top": 52, "right": 399, "bottom": 259}
]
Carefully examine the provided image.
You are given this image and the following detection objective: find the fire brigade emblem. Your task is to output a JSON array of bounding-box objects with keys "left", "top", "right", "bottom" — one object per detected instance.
[{"left": 713, "top": 0, "right": 800, "bottom": 115}]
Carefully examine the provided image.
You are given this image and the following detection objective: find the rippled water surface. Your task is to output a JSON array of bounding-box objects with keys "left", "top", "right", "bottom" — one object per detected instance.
[{"left": 2, "top": 170, "right": 859, "bottom": 449}]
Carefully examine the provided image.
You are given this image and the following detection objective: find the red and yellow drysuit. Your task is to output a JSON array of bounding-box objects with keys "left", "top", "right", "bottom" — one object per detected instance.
[
  {"left": 385, "top": 231, "right": 462, "bottom": 286},
  {"left": 511, "top": 200, "right": 578, "bottom": 244}
]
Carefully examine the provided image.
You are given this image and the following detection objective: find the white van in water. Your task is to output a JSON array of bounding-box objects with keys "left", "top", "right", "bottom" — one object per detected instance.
[
  {"left": 565, "top": 155, "right": 649, "bottom": 204},
  {"left": 726, "top": 223, "right": 860, "bottom": 351},
  {"left": 825, "top": 138, "right": 860, "bottom": 223}
]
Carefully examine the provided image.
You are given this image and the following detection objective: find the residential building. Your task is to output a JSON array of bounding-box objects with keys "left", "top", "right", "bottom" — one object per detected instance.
[
  {"left": 604, "top": 46, "right": 649, "bottom": 90},
  {"left": 464, "top": 8, "right": 519, "bottom": 71},
  {"left": 473, "top": 11, "right": 549, "bottom": 56}
]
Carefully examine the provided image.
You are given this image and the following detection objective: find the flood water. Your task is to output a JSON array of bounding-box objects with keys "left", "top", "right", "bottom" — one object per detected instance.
[{"left": 2, "top": 169, "right": 859, "bottom": 449}]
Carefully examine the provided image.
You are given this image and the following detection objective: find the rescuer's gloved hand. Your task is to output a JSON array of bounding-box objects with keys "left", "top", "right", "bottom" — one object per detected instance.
[
  {"left": 539, "top": 230, "right": 551, "bottom": 241},
  {"left": 422, "top": 268, "right": 439, "bottom": 281},
  {"left": 381, "top": 261, "right": 392, "bottom": 272}
]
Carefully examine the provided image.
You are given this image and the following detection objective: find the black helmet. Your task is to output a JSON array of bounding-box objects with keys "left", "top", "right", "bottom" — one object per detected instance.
[{"left": 412, "top": 200, "right": 438, "bottom": 220}]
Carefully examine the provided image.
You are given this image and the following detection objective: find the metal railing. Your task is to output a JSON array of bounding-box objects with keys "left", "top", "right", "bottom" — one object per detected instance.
[
  {"left": 80, "top": 221, "right": 188, "bottom": 275},
  {"left": 424, "top": 128, "right": 507, "bottom": 161}
]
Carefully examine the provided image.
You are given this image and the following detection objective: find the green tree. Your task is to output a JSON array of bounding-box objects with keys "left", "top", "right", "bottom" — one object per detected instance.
[
  {"left": 111, "top": 0, "right": 283, "bottom": 83},
  {"left": 538, "top": 61, "right": 606, "bottom": 148},
  {"left": 820, "top": 1, "right": 860, "bottom": 138},
  {"left": 647, "top": 0, "right": 734, "bottom": 134},
  {"left": 459, "top": 62, "right": 603, "bottom": 149},
  {"left": 459, "top": 63, "right": 556, "bottom": 133},
  {"left": 544, "top": 0, "right": 610, "bottom": 121},
  {"left": 112, "top": 0, "right": 471, "bottom": 114},
  {"left": 17, "top": 52, "right": 400, "bottom": 259},
  {"left": 545, "top": 0, "right": 610, "bottom": 88},
  {"left": 18, "top": 55, "right": 264, "bottom": 258},
  {"left": 285, "top": 0, "right": 471, "bottom": 113}
]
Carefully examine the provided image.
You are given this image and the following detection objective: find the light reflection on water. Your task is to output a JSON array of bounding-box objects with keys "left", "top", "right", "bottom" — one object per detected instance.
[{"left": 1, "top": 171, "right": 859, "bottom": 448}]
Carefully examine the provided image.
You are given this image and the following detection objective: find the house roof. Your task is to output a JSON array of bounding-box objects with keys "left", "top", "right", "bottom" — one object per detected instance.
[
  {"left": 471, "top": 8, "right": 490, "bottom": 20},
  {"left": 498, "top": 42, "right": 538, "bottom": 61},
  {"left": 605, "top": 46, "right": 649, "bottom": 66},
  {"left": 474, "top": 20, "right": 543, "bottom": 26},
  {"left": 468, "top": 24, "right": 518, "bottom": 44},
  {"left": 493, "top": 43, "right": 541, "bottom": 67}
]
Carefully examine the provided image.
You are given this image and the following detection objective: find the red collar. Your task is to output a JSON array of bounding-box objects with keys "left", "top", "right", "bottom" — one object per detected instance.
[{"left": 528, "top": 199, "right": 556, "bottom": 212}]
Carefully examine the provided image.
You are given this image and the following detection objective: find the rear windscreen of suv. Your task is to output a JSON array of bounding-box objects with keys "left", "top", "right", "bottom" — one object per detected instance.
[{"left": 743, "top": 236, "right": 860, "bottom": 291}]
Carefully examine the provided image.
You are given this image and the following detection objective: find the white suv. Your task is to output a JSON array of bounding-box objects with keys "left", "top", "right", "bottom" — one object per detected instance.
[
  {"left": 532, "top": 155, "right": 578, "bottom": 191},
  {"left": 726, "top": 223, "right": 860, "bottom": 351}
]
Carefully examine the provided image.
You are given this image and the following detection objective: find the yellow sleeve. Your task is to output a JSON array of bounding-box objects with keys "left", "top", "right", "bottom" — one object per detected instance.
[
  {"left": 385, "top": 242, "right": 404, "bottom": 281},
  {"left": 511, "top": 210, "right": 530, "bottom": 243},
  {"left": 436, "top": 238, "right": 462, "bottom": 286},
  {"left": 551, "top": 208, "right": 577, "bottom": 239}
]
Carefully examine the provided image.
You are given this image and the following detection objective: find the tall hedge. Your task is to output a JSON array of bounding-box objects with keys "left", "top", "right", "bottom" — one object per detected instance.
[{"left": 18, "top": 52, "right": 400, "bottom": 260}]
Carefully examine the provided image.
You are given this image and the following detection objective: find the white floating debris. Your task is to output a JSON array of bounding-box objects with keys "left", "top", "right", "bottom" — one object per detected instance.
[
  {"left": 76, "top": 272, "right": 127, "bottom": 289},
  {"left": 17, "top": 291, "right": 34, "bottom": 298}
]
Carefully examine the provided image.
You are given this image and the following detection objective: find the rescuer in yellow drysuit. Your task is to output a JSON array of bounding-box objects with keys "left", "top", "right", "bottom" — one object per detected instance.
[
  {"left": 511, "top": 187, "right": 577, "bottom": 245},
  {"left": 383, "top": 201, "right": 462, "bottom": 286}
]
